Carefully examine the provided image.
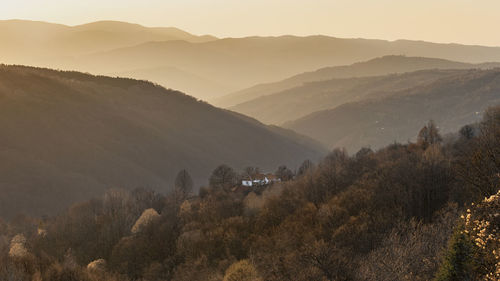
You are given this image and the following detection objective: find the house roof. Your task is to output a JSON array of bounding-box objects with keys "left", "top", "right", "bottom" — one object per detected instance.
[
  {"left": 242, "top": 173, "right": 279, "bottom": 182},
  {"left": 266, "top": 173, "right": 279, "bottom": 180},
  {"left": 253, "top": 173, "right": 267, "bottom": 180}
]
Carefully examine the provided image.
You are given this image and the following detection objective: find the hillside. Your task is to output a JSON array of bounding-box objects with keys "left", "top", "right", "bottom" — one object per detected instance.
[
  {"left": 0, "top": 65, "right": 325, "bottom": 218},
  {"left": 75, "top": 38, "right": 500, "bottom": 100},
  {"left": 2, "top": 106, "right": 498, "bottom": 281},
  {"left": 284, "top": 69, "right": 500, "bottom": 152},
  {"left": 4, "top": 21, "right": 500, "bottom": 100},
  {"left": 229, "top": 68, "right": 469, "bottom": 125},
  {"left": 111, "top": 66, "right": 229, "bottom": 101},
  {"left": 214, "top": 56, "right": 499, "bottom": 108}
]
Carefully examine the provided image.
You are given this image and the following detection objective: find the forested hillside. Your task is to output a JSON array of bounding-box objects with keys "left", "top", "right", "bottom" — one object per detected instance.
[
  {"left": 1, "top": 107, "right": 498, "bottom": 281},
  {"left": 0, "top": 65, "right": 325, "bottom": 218},
  {"left": 284, "top": 69, "right": 500, "bottom": 151},
  {"left": 214, "top": 55, "right": 500, "bottom": 108},
  {"left": 230, "top": 68, "right": 464, "bottom": 125}
]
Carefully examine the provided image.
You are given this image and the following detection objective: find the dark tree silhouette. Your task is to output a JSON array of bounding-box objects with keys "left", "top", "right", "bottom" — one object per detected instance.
[
  {"left": 417, "top": 120, "right": 442, "bottom": 148},
  {"left": 174, "top": 169, "right": 193, "bottom": 197},
  {"left": 297, "top": 160, "right": 314, "bottom": 177},
  {"left": 275, "top": 165, "right": 294, "bottom": 181},
  {"left": 209, "top": 164, "right": 237, "bottom": 191}
]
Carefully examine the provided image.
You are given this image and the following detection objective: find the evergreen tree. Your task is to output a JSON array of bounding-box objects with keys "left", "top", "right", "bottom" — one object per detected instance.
[{"left": 434, "top": 226, "right": 476, "bottom": 281}]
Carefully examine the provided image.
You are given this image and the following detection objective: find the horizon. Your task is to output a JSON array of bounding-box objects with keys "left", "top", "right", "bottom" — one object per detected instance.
[
  {"left": 3, "top": 18, "right": 500, "bottom": 49},
  {"left": 2, "top": 0, "right": 500, "bottom": 47}
]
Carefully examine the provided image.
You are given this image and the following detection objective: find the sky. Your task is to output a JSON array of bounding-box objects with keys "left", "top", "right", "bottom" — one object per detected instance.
[{"left": 2, "top": 0, "right": 500, "bottom": 46}]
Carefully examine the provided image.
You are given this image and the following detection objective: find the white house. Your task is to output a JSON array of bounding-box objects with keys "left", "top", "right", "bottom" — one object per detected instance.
[
  {"left": 242, "top": 180, "right": 253, "bottom": 187},
  {"left": 241, "top": 173, "right": 280, "bottom": 187}
]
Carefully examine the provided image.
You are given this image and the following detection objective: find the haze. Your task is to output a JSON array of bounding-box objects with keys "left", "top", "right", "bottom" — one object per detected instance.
[
  {"left": 1, "top": 1, "right": 500, "bottom": 280},
  {"left": 2, "top": 0, "right": 500, "bottom": 46}
]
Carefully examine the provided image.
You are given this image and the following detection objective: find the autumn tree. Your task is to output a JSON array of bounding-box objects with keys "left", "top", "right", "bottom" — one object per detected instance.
[
  {"left": 223, "top": 260, "right": 261, "bottom": 281},
  {"left": 455, "top": 107, "right": 500, "bottom": 198},
  {"left": 243, "top": 166, "right": 260, "bottom": 179},
  {"left": 417, "top": 120, "right": 442, "bottom": 149}
]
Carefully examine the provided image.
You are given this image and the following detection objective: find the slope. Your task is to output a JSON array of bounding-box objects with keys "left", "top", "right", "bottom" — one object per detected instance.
[
  {"left": 0, "top": 65, "right": 325, "bottom": 218},
  {"left": 111, "top": 66, "right": 229, "bottom": 101},
  {"left": 75, "top": 37, "right": 500, "bottom": 100},
  {"left": 229, "top": 68, "right": 470, "bottom": 125},
  {"left": 284, "top": 69, "right": 500, "bottom": 152},
  {"left": 214, "top": 55, "right": 497, "bottom": 107}
]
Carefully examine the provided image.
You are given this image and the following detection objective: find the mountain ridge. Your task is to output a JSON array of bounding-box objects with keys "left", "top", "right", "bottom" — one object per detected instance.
[
  {"left": 216, "top": 56, "right": 500, "bottom": 108},
  {"left": 284, "top": 68, "right": 500, "bottom": 152},
  {"left": 5, "top": 20, "right": 500, "bottom": 100},
  {"left": 0, "top": 19, "right": 217, "bottom": 62},
  {"left": 0, "top": 64, "right": 325, "bottom": 218}
]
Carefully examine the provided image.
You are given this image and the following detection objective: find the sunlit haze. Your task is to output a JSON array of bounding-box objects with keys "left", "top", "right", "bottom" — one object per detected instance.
[
  {"left": 1, "top": 1, "right": 500, "bottom": 280},
  {"left": 2, "top": 0, "right": 500, "bottom": 46}
]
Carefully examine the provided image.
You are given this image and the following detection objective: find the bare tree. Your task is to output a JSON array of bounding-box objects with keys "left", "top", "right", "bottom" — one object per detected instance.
[
  {"left": 297, "top": 160, "right": 314, "bottom": 177},
  {"left": 175, "top": 169, "right": 193, "bottom": 198},
  {"left": 209, "top": 164, "right": 236, "bottom": 191}
]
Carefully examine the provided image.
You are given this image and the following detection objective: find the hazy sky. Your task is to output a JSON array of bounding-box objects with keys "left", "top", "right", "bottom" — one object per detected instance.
[{"left": 2, "top": 0, "right": 500, "bottom": 46}]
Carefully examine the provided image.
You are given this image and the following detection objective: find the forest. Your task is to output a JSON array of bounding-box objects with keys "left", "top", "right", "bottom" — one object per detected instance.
[{"left": 0, "top": 107, "right": 499, "bottom": 281}]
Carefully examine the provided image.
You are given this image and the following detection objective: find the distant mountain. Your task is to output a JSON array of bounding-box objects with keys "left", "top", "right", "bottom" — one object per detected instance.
[
  {"left": 214, "top": 56, "right": 499, "bottom": 108},
  {"left": 0, "top": 65, "right": 325, "bottom": 218},
  {"left": 284, "top": 69, "right": 500, "bottom": 152},
  {"left": 75, "top": 38, "right": 500, "bottom": 100},
  {"left": 5, "top": 20, "right": 500, "bottom": 100},
  {"left": 0, "top": 20, "right": 216, "bottom": 63},
  {"left": 229, "top": 67, "right": 479, "bottom": 125}
]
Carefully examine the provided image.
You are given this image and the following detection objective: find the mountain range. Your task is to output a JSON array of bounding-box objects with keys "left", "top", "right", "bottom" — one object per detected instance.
[
  {"left": 215, "top": 55, "right": 500, "bottom": 108},
  {"left": 4, "top": 20, "right": 500, "bottom": 100},
  {"left": 284, "top": 68, "right": 500, "bottom": 152},
  {"left": 226, "top": 56, "right": 500, "bottom": 125},
  {"left": 0, "top": 65, "right": 325, "bottom": 218},
  {"left": 73, "top": 37, "right": 500, "bottom": 100},
  {"left": 3, "top": 20, "right": 500, "bottom": 216},
  {"left": 0, "top": 19, "right": 215, "bottom": 61}
]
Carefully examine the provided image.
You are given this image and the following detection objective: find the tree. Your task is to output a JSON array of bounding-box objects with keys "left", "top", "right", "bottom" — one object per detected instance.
[
  {"left": 300, "top": 240, "right": 352, "bottom": 281},
  {"left": 175, "top": 169, "right": 193, "bottom": 199},
  {"left": 297, "top": 160, "right": 314, "bottom": 177},
  {"left": 355, "top": 147, "right": 373, "bottom": 159},
  {"left": 275, "top": 165, "right": 294, "bottom": 181},
  {"left": 243, "top": 167, "right": 260, "bottom": 179},
  {"left": 312, "top": 148, "right": 350, "bottom": 204},
  {"left": 434, "top": 227, "right": 476, "bottom": 281},
  {"left": 223, "top": 260, "right": 262, "bottom": 281},
  {"left": 462, "top": 190, "right": 500, "bottom": 280},
  {"left": 455, "top": 107, "right": 500, "bottom": 198},
  {"left": 209, "top": 164, "right": 236, "bottom": 191},
  {"left": 417, "top": 120, "right": 442, "bottom": 148},
  {"left": 459, "top": 125, "right": 475, "bottom": 140},
  {"left": 359, "top": 210, "right": 458, "bottom": 281}
]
